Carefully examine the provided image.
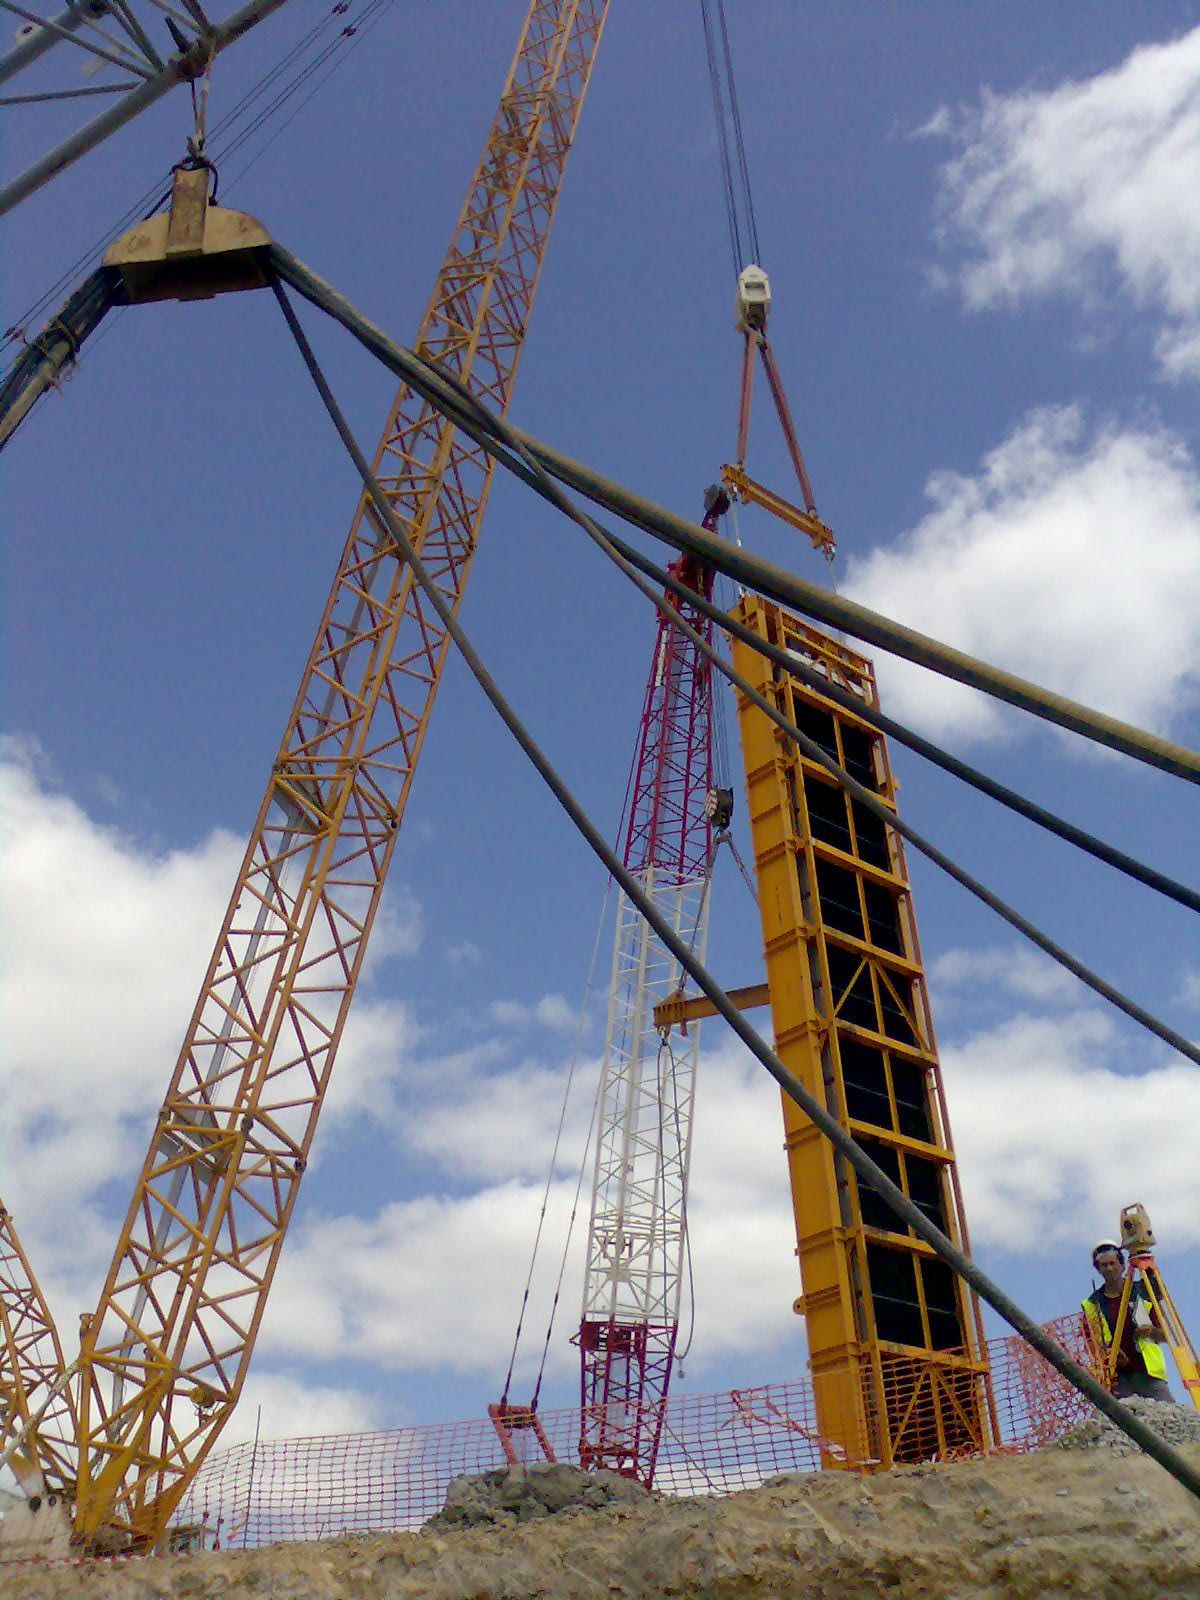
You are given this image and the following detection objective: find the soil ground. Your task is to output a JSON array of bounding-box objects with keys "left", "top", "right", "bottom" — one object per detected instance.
[{"left": 6, "top": 1439, "right": 1200, "bottom": 1599}]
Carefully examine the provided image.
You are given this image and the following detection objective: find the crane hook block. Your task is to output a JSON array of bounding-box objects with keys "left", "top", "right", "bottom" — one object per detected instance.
[
  {"left": 103, "top": 165, "right": 271, "bottom": 305},
  {"left": 735, "top": 264, "right": 771, "bottom": 333}
]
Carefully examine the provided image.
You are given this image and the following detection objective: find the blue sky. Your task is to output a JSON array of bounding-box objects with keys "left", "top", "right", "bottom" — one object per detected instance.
[{"left": 2, "top": 2, "right": 1199, "bottom": 1452}]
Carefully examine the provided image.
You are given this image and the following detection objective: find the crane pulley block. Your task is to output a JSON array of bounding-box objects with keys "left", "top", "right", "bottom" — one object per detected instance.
[
  {"left": 735, "top": 263, "right": 770, "bottom": 332},
  {"left": 103, "top": 165, "right": 271, "bottom": 305}
]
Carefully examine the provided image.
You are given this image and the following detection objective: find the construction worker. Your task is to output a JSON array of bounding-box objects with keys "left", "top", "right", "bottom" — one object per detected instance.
[{"left": 1082, "top": 1240, "right": 1173, "bottom": 1402}]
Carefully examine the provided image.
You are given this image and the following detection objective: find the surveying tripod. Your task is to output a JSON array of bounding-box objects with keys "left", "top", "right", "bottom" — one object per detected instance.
[{"left": 1103, "top": 1206, "right": 1200, "bottom": 1411}]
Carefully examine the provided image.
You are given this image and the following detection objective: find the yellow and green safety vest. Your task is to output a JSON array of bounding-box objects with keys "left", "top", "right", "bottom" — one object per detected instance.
[{"left": 1082, "top": 1289, "right": 1169, "bottom": 1381}]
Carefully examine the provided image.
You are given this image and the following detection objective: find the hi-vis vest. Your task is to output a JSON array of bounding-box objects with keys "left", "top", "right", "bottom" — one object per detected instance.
[{"left": 1082, "top": 1288, "right": 1169, "bottom": 1381}]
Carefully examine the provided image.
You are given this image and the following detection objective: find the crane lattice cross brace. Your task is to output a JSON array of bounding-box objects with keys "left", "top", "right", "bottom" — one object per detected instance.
[{"left": 0, "top": 0, "right": 608, "bottom": 1552}]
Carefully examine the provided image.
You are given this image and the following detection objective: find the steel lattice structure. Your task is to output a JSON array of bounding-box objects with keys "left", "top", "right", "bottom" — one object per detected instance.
[
  {"left": 732, "top": 597, "right": 995, "bottom": 1469},
  {"left": 52, "top": 0, "right": 609, "bottom": 1547},
  {"left": 0, "top": 1202, "right": 78, "bottom": 1496},
  {"left": 578, "top": 523, "right": 722, "bottom": 1485},
  {"left": 0, "top": 0, "right": 293, "bottom": 215}
]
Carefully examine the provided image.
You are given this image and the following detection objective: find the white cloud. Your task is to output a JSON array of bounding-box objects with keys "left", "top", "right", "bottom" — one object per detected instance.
[
  {"left": 931, "top": 26, "right": 1200, "bottom": 377},
  {"left": 409, "top": 1056, "right": 597, "bottom": 1184},
  {"left": 321, "top": 994, "right": 418, "bottom": 1129},
  {"left": 942, "top": 1005, "right": 1200, "bottom": 1252},
  {"left": 0, "top": 741, "right": 242, "bottom": 1234},
  {"left": 488, "top": 993, "right": 579, "bottom": 1031},
  {"left": 931, "top": 945, "right": 1082, "bottom": 1007},
  {"left": 11, "top": 735, "right": 1194, "bottom": 1439},
  {"left": 1181, "top": 969, "right": 1200, "bottom": 1009},
  {"left": 224, "top": 1372, "right": 380, "bottom": 1447},
  {"left": 912, "top": 104, "right": 952, "bottom": 141},
  {"left": 264, "top": 1035, "right": 799, "bottom": 1383},
  {"left": 233, "top": 981, "right": 1200, "bottom": 1395},
  {"left": 445, "top": 939, "right": 483, "bottom": 966},
  {"left": 264, "top": 1181, "right": 581, "bottom": 1377},
  {"left": 362, "top": 888, "right": 423, "bottom": 969},
  {"left": 844, "top": 406, "right": 1200, "bottom": 741},
  {"left": 0, "top": 741, "right": 420, "bottom": 1344}
]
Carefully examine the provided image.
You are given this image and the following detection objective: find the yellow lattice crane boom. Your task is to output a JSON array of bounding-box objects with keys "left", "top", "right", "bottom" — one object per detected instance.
[
  {"left": 0, "top": 1203, "right": 78, "bottom": 1500},
  {"left": 0, "top": 0, "right": 607, "bottom": 1552}
]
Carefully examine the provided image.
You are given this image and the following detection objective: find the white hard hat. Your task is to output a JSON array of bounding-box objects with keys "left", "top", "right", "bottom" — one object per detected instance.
[{"left": 1092, "top": 1239, "right": 1123, "bottom": 1258}]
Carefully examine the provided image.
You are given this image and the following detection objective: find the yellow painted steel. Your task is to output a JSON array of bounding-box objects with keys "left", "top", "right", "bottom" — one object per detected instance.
[
  {"left": 69, "top": 0, "right": 609, "bottom": 1549},
  {"left": 0, "top": 1201, "right": 78, "bottom": 1496},
  {"left": 1103, "top": 1255, "right": 1200, "bottom": 1410},
  {"left": 652, "top": 980, "right": 770, "bottom": 1029},
  {"left": 721, "top": 463, "right": 835, "bottom": 556},
  {"left": 732, "top": 594, "right": 994, "bottom": 1468}
]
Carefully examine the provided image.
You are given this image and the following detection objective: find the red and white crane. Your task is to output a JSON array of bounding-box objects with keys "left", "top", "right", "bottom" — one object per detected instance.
[{"left": 577, "top": 487, "right": 731, "bottom": 1484}]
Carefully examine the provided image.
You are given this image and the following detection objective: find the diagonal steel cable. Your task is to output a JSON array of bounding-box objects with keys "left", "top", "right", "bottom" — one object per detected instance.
[{"left": 271, "top": 271, "right": 1200, "bottom": 1503}]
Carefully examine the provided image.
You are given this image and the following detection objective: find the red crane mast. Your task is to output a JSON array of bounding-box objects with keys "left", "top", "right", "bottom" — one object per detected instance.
[{"left": 577, "top": 487, "right": 729, "bottom": 1483}]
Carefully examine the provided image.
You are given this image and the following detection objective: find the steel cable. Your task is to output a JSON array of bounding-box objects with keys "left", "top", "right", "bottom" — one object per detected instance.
[
  {"left": 265, "top": 242, "right": 1200, "bottom": 892},
  {"left": 270, "top": 273, "right": 1200, "bottom": 1503},
  {"left": 500, "top": 873, "right": 612, "bottom": 1410},
  {"left": 265, "top": 245, "right": 1200, "bottom": 1071},
  {"left": 699, "top": 0, "right": 741, "bottom": 273},
  {"left": 266, "top": 242, "right": 1200, "bottom": 787},
  {"left": 392, "top": 342, "right": 1200, "bottom": 1076},
  {"left": 714, "top": 0, "right": 760, "bottom": 264},
  {"left": 576, "top": 524, "right": 1200, "bottom": 917}
]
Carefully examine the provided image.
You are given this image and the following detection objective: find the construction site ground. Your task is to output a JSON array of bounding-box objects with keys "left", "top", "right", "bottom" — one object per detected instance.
[{"left": 8, "top": 1434, "right": 1200, "bottom": 1599}]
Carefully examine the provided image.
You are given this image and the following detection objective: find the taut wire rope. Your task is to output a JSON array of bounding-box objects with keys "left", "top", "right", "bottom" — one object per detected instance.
[
  {"left": 699, "top": 0, "right": 761, "bottom": 270},
  {"left": 714, "top": 0, "right": 761, "bottom": 264},
  {"left": 266, "top": 243, "right": 1200, "bottom": 786},
  {"left": 699, "top": 0, "right": 741, "bottom": 274},
  {"left": 498, "top": 871, "right": 613, "bottom": 1409},
  {"left": 268, "top": 271, "right": 1200, "bottom": 1502},
  {"left": 347, "top": 324, "right": 1200, "bottom": 1076}
]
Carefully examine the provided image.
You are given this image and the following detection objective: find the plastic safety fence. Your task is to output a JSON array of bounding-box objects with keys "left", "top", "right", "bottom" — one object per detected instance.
[{"left": 174, "top": 1314, "right": 1096, "bottom": 1549}]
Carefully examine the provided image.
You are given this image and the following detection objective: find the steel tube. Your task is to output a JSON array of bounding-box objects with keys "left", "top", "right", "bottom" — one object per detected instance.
[
  {"left": 268, "top": 243, "right": 1200, "bottom": 786},
  {"left": 0, "top": 0, "right": 291, "bottom": 214},
  {"left": 0, "top": 0, "right": 113, "bottom": 85},
  {"left": 274, "top": 276, "right": 1200, "bottom": 1505},
  {"left": 0, "top": 0, "right": 148, "bottom": 78}
]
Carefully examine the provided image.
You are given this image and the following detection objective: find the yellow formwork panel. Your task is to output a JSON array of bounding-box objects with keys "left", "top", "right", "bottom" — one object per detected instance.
[{"left": 732, "top": 595, "right": 994, "bottom": 1469}]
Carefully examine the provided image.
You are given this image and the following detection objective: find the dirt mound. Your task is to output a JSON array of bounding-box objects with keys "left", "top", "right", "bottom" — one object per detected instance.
[
  {"left": 6, "top": 1441, "right": 1200, "bottom": 1598},
  {"left": 429, "top": 1462, "right": 650, "bottom": 1527}
]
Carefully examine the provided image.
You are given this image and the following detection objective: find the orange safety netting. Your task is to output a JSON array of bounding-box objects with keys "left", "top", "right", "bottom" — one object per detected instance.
[{"left": 175, "top": 1313, "right": 1098, "bottom": 1548}]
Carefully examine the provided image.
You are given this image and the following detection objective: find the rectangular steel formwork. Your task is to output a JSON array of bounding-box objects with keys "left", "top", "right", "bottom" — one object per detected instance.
[{"left": 731, "top": 595, "right": 995, "bottom": 1468}]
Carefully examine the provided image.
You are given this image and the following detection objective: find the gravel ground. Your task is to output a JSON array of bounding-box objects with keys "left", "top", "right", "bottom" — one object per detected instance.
[
  {"left": 428, "top": 1464, "right": 651, "bottom": 1527},
  {"left": 6, "top": 1440, "right": 1200, "bottom": 1599},
  {"left": 1054, "top": 1396, "right": 1200, "bottom": 1455}
]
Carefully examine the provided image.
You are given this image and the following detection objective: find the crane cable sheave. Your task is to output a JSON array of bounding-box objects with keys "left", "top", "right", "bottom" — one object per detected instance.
[{"left": 734, "top": 262, "right": 770, "bottom": 333}]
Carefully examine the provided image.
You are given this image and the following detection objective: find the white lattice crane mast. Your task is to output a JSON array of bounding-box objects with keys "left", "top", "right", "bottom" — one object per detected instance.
[
  {"left": 577, "top": 490, "right": 730, "bottom": 1485},
  {"left": 0, "top": 0, "right": 611, "bottom": 1550}
]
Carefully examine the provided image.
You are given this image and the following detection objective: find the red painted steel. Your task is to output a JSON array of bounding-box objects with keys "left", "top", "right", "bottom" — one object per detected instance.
[
  {"left": 577, "top": 496, "right": 725, "bottom": 1485},
  {"left": 618, "top": 538, "right": 722, "bottom": 882}
]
